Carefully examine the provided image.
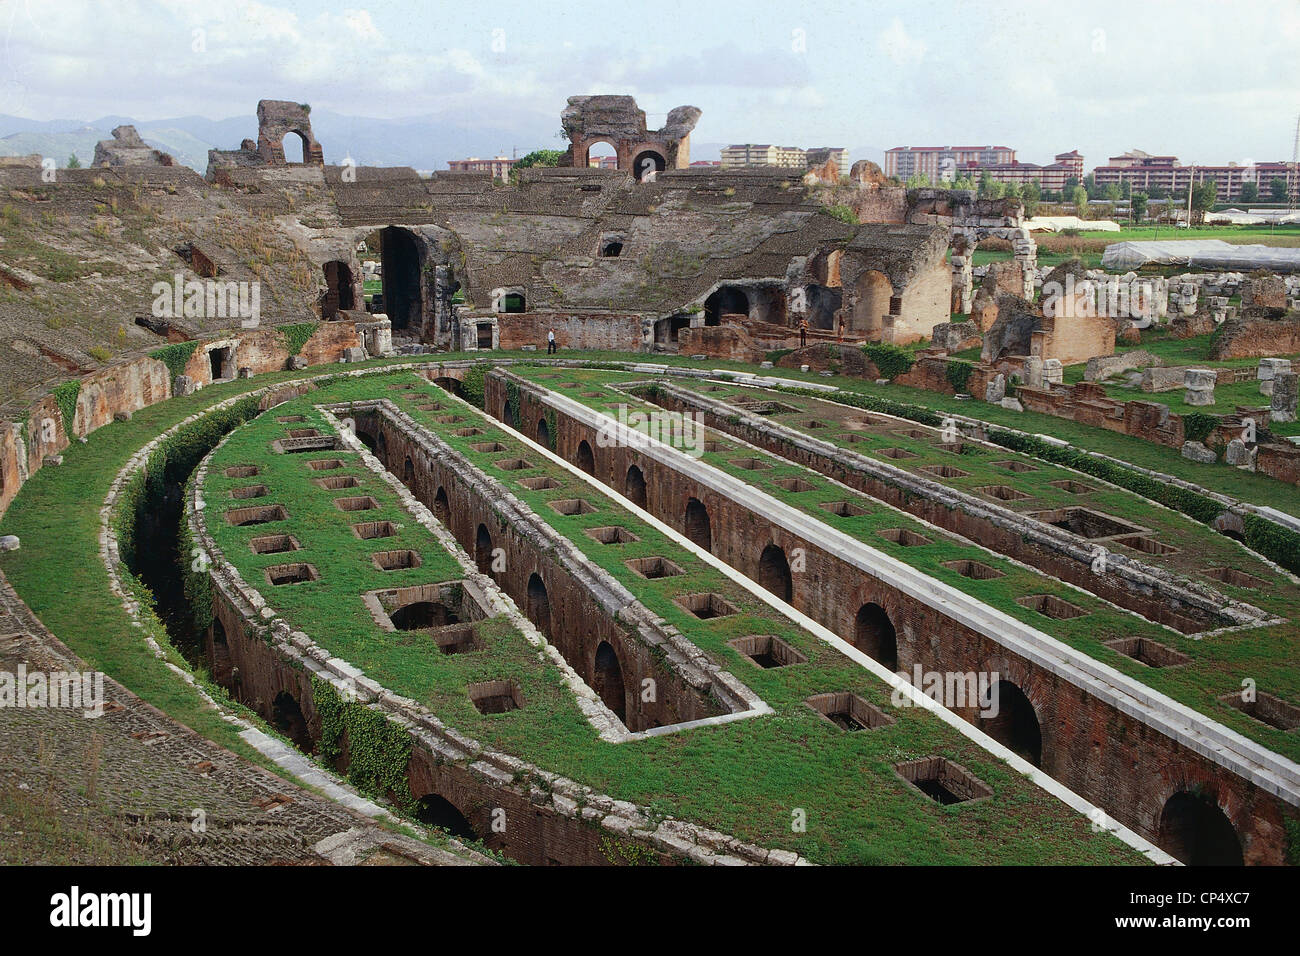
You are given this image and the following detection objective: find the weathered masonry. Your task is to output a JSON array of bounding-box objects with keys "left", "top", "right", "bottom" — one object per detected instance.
[
  {"left": 485, "top": 369, "right": 1300, "bottom": 865},
  {"left": 637, "top": 380, "right": 1267, "bottom": 637},
  {"left": 338, "top": 399, "right": 763, "bottom": 734}
]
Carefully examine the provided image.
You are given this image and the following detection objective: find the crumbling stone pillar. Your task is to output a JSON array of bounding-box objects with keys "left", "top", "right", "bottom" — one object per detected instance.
[
  {"left": 1270, "top": 371, "right": 1298, "bottom": 424},
  {"left": 1258, "top": 358, "right": 1292, "bottom": 396},
  {"left": 1042, "top": 358, "right": 1063, "bottom": 386},
  {"left": 1023, "top": 356, "right": 1044, "bottom": 388},
  {"left": 950, "top": 231, "right": 975, "bottom": 314},
  {"left": 1184, "top": 368, "right": 1217, "bottom": 407},
  {"left": 1175, "top": 282, "right": 1199, "bottom": 316},
  {"left": 984, "top": 373, "right": 1006, "bottom": 403},
  {"left": 1011, "top": 228, "right": 1037, "bottom": 300}
]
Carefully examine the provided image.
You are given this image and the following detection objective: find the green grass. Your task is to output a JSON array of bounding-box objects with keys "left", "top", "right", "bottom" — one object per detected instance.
[
  {"left": 515, "top": 368, "right": 1300, "bottom": 763},
  {"left": 194, "top": 371, "right": 1144, "bottom": 864}
]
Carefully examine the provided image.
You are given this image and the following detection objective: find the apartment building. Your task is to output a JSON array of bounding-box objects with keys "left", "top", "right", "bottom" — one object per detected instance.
[
  {"left": 1092, "top": 150, "right": 1299, "bottom": 202},
  {"left": 884, "top": 145, "right": 1016, "bottom": 180},
  {"left": 445, "top": 156, "right": 516, "bottom": 181}
]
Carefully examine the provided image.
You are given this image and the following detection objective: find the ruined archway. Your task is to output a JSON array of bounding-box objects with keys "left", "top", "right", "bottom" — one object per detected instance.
[
  {"left": 402, "top": 456, "right": 414, "bottom": 486},
  {"left": 980, "top": 679, "right": 1042, "bottom": 767},
  {"left": 502, "top": 395, "right": 517, "bottom": 429},
  {"left": 852, "top": 270, "right": 892, "bottom": 336},
  {"left": 433, "top": 487, "right": 450, "bottom": 525},
  {"left": 632, "top": 149, "right": 666, "bottom": 182},
  {"left": 526, "top": 573, "right": 551, "bottom": 635},
  {"left": 271, "top": 690, "right": 313, "bottom": 752},
  {"left": 414, "top": 792, "right": 477, "bottom": 840},
  {"left": 475, "top": 523, "right": 494, "bottom": 576},
  {"left": 593, "top": 641, "right": 627, "bottom": 721},
  {"left": 210, "top": 618, "right": 232, "bottom": 685},
  {"left": 853, "top": 602, "right": 898, "bottom": 670},
  {"left": 625, "top": 464, "right": 647, "bottom": 509},
  {"left": 757, "top": 543, "right": 793, "bottom": 603},
  {"left": 684, "top": 497, "right": 712, "bottom": 552},
  {"left": 704, "top": 286, "right": 749, "bottom": 326},
  {"left": 281, "top": 131, "right": 307, "bottom": 164},
  {"left": 1158, "top": 791, "right": 1244, "bottom": 866},
  {"left": 576, "top": 440, "right": 595, "bottom": 476},
  {"left": 806, "top": 284, "right": 842, "bottom": 331},
  {"left": 536, "top": 416, "right": 550, "bottom": 448},
  {"left": 380, "top": 226, "right": 422, "bottom": 333},
  {"left": 585, "top": 140, "right": 618, "bottom": 170}
]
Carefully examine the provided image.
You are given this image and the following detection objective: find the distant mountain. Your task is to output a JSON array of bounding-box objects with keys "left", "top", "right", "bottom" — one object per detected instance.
[{"left": 0, "top": 108, "right": 559, "bottom": 173}]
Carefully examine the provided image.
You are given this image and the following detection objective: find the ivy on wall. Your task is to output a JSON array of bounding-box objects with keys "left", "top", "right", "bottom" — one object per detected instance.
[
  {"left": 460, "top": 364, "right": 487, "bottom": 408},
  {"left": 313, "top": 676, "right": 415, "bottom": 812},
  {"left": 862, "top": 344, "right": 915, "bottom": 380},
  {"left": 945, "top": 360, "right": 975, "bottom": 394},
  {"left": 276, "top": 321, "right": 320, "bottom": 358},
  {"left": 51, "top": 381, "right": 80, "bottom": 437},
  {"left": 149, "top": 341, "right": 201, "bottom": 384}
]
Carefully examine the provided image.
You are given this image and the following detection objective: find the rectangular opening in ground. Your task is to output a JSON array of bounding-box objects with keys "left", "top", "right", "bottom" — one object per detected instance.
[
  {"left": 805, "top": 692, "right": 894, "bottom": 731},
  {"left": 728, "top": 635, "right": 807, "bottom": 668}
]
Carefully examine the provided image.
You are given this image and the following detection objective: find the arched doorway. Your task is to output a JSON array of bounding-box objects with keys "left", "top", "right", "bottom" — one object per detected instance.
[
  {"left": 414, "top": 793, "right": 477, "bottom": 840},
  {"left": 475, "top": 523, "right": 494, "bottom": 575},
  {"left": 576, "top": 440, "right": 595, "bottom": 475},
  {"left": 586, "top": 141, "right": 617, "bottom": 170},
  {"left": 632, "top": 150, "right": 666, "bottom": 182},
  {"left": 1158, "top": 792, "right": 1244, "bottom": 866},
  {"left": 758, "top": 543, "right": 793, "bottom": 602},
  {"left": 380, "top": 226, "right": 422, "bottom": 333},
  {"left": 282, "top": 131, "right": 306, "bottom": 164},
  {"left": 271, "top": 690, "right": 313, "bottom": 752},
  {"left": 704, "top": 286, "right": 749, "bottom": 326},
  {"left": 354, "top": 427, "right": 378, "bottom": 454},
  {"left": 526, "top": 573, "right": 551, "bottom": 634},
  {"left": 806, "top": 284, "right": 842, "bottom": 330},
  {"left": 322, "top": 261, "right": 356, "bottom": 319},
  {"left": 979, "top": 679, "right": 1042, "bottom": 766},
  {"left": 684, "top": 497, "right": 712, "bottom": 552},
  {"left": 625, "top": 464, "right": 647, "bottom": 508},
  {"left": 433, "top": 487, "right": 450, "bottom": 525},
  {"left": 536, "top": 417, "right": 550, "bottom": 448},
  {"left": 853, "top": 603, "right": 898, "bottom": 670},
  {"left": 593, "top": 641, "right": 626, "bottom": 720},
  {"left": 852, "top": 270, "right": 892, "bottom": 336},
  {"left": 402, "top": 456, "right": 415, "bottom": 486},
  {"left": 502, "top": 395, "right": 517, "bottom": 429}
]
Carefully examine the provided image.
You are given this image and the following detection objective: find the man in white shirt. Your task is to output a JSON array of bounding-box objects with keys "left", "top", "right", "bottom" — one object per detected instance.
[{"left": 547, "top": 329, "right": 556, "bottom": 354}]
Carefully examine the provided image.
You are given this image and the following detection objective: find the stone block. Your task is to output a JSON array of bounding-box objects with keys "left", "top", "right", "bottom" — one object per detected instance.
[
  {"left": 287, "top": 355, "right": 308, "bottom": 370},
  {"left": 174, "top": 375, "right": 197, "bottom": 396},
  {"left": 1270, "top": 371, "right": 1298, "bottom": 424},
  {"left": 1000, "top": 397, "right": 1024, "bottom": 412},
  {"left": 1023, "top": 356, "right": 1044, "bottom": 388},
  {"left": 984, "top": 373, "right": 1006, "bottom": 403},
  {"left": 0, "top": 535, "right": 19, "bottom": 552},
  {"left": 1181, "top": 441, "right": 1217, "bottom": 464},
  {"left": 1042, "top": 359, "right": 1063, "bottom": 385},
  {"left": 342, "top": 347, "right": 367, "bottom": 363},
  {"left": 1225, "top": 439, "right": 1248, "bottom": 466}
]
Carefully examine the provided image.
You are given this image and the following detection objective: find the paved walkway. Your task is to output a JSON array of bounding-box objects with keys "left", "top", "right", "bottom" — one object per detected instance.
[{"left": 0, "top": 573, "right": 490, "bottom": 866}]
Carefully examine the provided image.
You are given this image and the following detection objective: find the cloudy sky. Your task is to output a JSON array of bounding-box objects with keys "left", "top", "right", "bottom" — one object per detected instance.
[{"left": 3, "top": 0, "right": 1299, "bottom": 167}]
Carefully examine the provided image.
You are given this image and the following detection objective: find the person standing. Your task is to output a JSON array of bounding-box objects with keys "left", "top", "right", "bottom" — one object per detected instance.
[
  {"left": 798, "top": 318, "right": 808, "bottom": 348},
  {"left": 837, "top": 313, "right": 845, "bottom": 344},
  {"left": 547, "top": 329, "right": 556, "bottom": 354}
]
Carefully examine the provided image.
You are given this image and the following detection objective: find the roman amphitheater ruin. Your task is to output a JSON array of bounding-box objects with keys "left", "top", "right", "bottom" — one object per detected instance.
[{"left": 1, "top": 96, "right": 1299, "bottom": 867}]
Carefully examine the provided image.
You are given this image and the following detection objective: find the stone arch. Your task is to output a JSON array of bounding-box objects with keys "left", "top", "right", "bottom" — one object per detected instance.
[
  {"left": 354, "top": 426, "right": 378, "bottom": 454},
  {"left": 375, "top": 430, "right": 387, "bottom": 463},
  {"left": 502, "top": 394, "right": 517, "bottom": 429},
  {"left": 402, "top": 456, "right": 414, "bottom": 486},
  {"left": 748, "top": 285, "right": 788, "bottom": 326},
  {"left": 432, "top": 376, "right": 464, "bottom": 399},
  {"left": 852, "top": 270, "right": 893, "bottom": 336},
  {"left": 475, "top": 523, "right": 494, "bottom": 575},
  {"left": 758, "top": 543, "right": 793, "bottom": 603},
  {"left": 433, "top": 487, "right": 450, "bottom": 525},
  {"left": 853, "top": 602, "right": 897, "bottom": 670},
  {"left": 625, "top": 464, "right": 647, "bottom": 508},
  {"left": 704, "top": 286, "right": 749, "bottom": 326},
  {"left": 526, "top": 573, "right": 551, "bottom": 634},
  {"left": 805, "top": 284, "right": 842, "bottom": 330},
  {"left": 281, "top": 130, "right": 307, "bottom": 164},
  {"left": 576, "top": 439, "right": 595, "bottom": 475},
  {"left": 379, "top": 226, "right": 423, "bottom": 333},
  {"left": 979, "top": 677, "right": 1042, "bottom": 766},
  {"left": 593, "top": 641, "right": 627, "bottom": 720},
  {"left": 271, "top": 690, "right": 313, "bottom": 752},
  {"left": 684, "top": 497, "right": 712, "bottom": 551},
  {"left": 536, "top": 416, "right": 551, "bottom": 448},
  {"left": 584, "top": 139, "right": 618, "bottom": 169},
  {"left": 632, "top": 149, "right": 666, "bottom": 182},
  {"left": 1158, "top": 790, "right": 1244, "bottom": 866},
  {"left": 322, "top": 260, "right": 356, "bottom": 319},
  {"left": 413, "top": 791, "right": 477, "bottom": 840}
]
